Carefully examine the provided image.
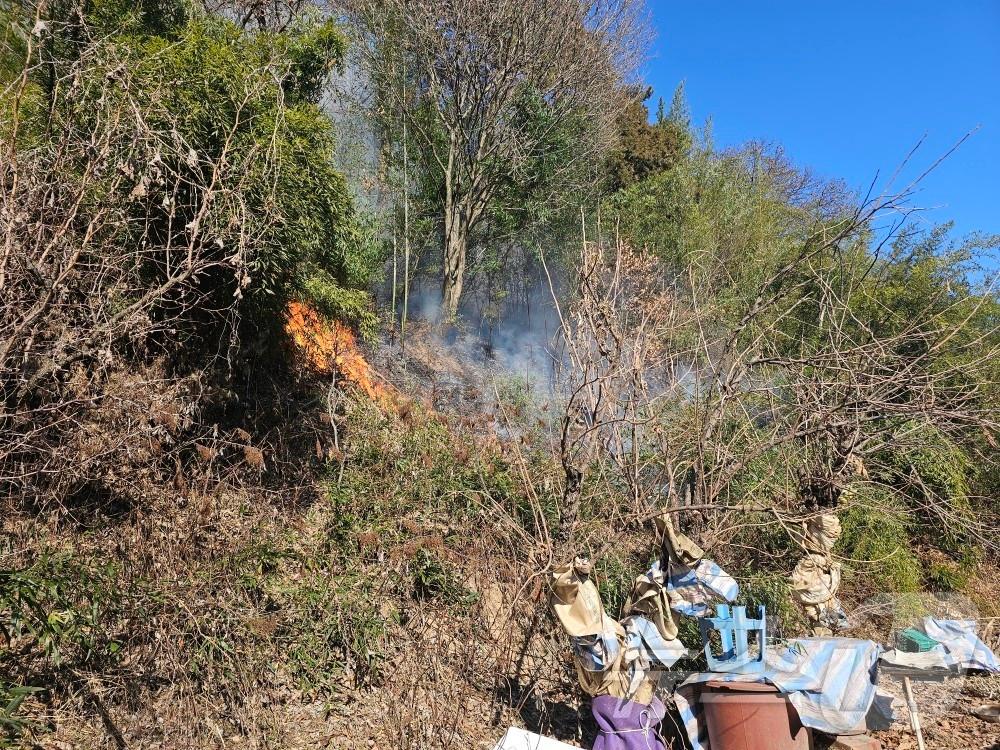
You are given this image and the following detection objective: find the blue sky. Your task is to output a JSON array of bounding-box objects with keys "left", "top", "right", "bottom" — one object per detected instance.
[{"left": 643, "top": 1, "right": 1000, "bottom": 240}]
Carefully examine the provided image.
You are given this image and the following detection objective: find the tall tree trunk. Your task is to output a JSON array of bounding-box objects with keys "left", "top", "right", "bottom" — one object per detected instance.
[{"left": 441, "top": 201, "right": 469, "bottom": 318}]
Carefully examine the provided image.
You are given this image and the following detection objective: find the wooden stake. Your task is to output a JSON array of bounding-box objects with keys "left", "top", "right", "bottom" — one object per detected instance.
[
  {"left": 401, "top": 109, "right": 410, "bottom": 347},
  {"left": 902, "top": 676, "right": 926, "bottom": 750}
]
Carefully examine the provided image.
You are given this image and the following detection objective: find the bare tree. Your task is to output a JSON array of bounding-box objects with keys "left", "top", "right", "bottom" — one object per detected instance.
[
  {"left": 342, "top": 0, "right": 650, "bottom": 317},
  {"left": 548, "top": 176, "right": 1000, "bottom": 560},
  {"left": 546, "top": 220, "right": 675, "bottom": 544}
]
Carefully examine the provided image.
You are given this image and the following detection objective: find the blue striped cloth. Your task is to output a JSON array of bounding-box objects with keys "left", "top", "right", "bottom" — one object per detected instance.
[
  {"left": 571, "top": 627, "right": 621, "bottom": 673},
  {"left": 661, "top": 559, "right": 740, "bottom": 617},
  {"left": 624, "top": 616, "right": 687, "bottom": 668},
  {"left": 675, "top": 637, "right": 881, "bottom": 750}
]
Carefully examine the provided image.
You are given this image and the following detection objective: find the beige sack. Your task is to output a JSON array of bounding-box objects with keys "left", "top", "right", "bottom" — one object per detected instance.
[
  {"left": 654, "top": 510, "right": 704, "bottom": 566},
  {"left": 790, "top": 553, "right": 842, "bottom": 606},
  {"left": 550, "top": 557, "right": 616, "bottom": 637},
  {"left": 800, "top": 513, "right": 842, "bottom": 555},
  {"left": 624, "top": 565, "right": 679, "bottom": 642}
]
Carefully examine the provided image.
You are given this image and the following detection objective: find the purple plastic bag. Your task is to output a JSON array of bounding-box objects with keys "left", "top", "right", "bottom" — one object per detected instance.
[{"left": 591, "top": 695, "right": 668, "bottom": 750}]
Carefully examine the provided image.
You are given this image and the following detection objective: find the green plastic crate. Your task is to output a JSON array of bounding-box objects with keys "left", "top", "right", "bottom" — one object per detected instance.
[{"left": 896, "top": 627, "right": 939, "bottom": 653}]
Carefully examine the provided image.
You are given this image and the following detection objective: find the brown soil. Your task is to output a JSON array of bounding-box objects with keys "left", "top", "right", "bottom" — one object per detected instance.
[{"left": 873, "top": 675, "right": 1000, "bottom": 750}]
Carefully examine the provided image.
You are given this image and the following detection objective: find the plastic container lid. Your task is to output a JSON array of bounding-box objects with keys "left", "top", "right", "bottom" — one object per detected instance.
[{"left": 704, "top": 680, "right": 780, "bottom": 693}]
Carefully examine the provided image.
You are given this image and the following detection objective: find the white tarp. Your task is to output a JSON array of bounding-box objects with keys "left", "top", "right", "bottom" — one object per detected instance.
[{"left": 921, "top": 617, "right": 1000, "bottom": 672}]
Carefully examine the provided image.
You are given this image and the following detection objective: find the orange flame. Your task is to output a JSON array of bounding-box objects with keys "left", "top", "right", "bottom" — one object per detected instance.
[{"left": 285, "top": 301, "right": 392, "bottom": 407}]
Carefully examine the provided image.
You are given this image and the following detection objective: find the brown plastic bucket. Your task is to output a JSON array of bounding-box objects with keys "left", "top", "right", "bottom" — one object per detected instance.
[{"left": 699, "top": 680, "right": 812, "bottom": 750}]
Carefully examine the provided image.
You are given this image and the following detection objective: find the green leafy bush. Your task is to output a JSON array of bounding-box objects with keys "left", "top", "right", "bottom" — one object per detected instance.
[
  {"left": 0, "top": 552, "right": 123, "bottom": 666},
  {"left": 734, "top": 574, "right": 805, "bottom": 637},
  {"left": 410, "top": 548, "right": 477, "bottom": 606},
  {"left": 0, "top": 552, "right": 130, "bottom": 742},
  {"left": 838, "top": 490, "right": 922, "bottom": 596},
  {"left": 282, "top": 577, "right": 388, "bottom": 696},
  {"left": 8, "top": 1, "right": 383, "bottom": 356},
  {"left": 0, "top": 683, "right": 41, "bottom": 744},
  {"left": 924, "top": 559, "right": 970, "bottom": 592}
]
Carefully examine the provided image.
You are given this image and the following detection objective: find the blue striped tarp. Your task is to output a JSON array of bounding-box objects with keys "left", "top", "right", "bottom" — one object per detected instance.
[{"left": 675, "top": 637, "right": 881, "bottom": 750}]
